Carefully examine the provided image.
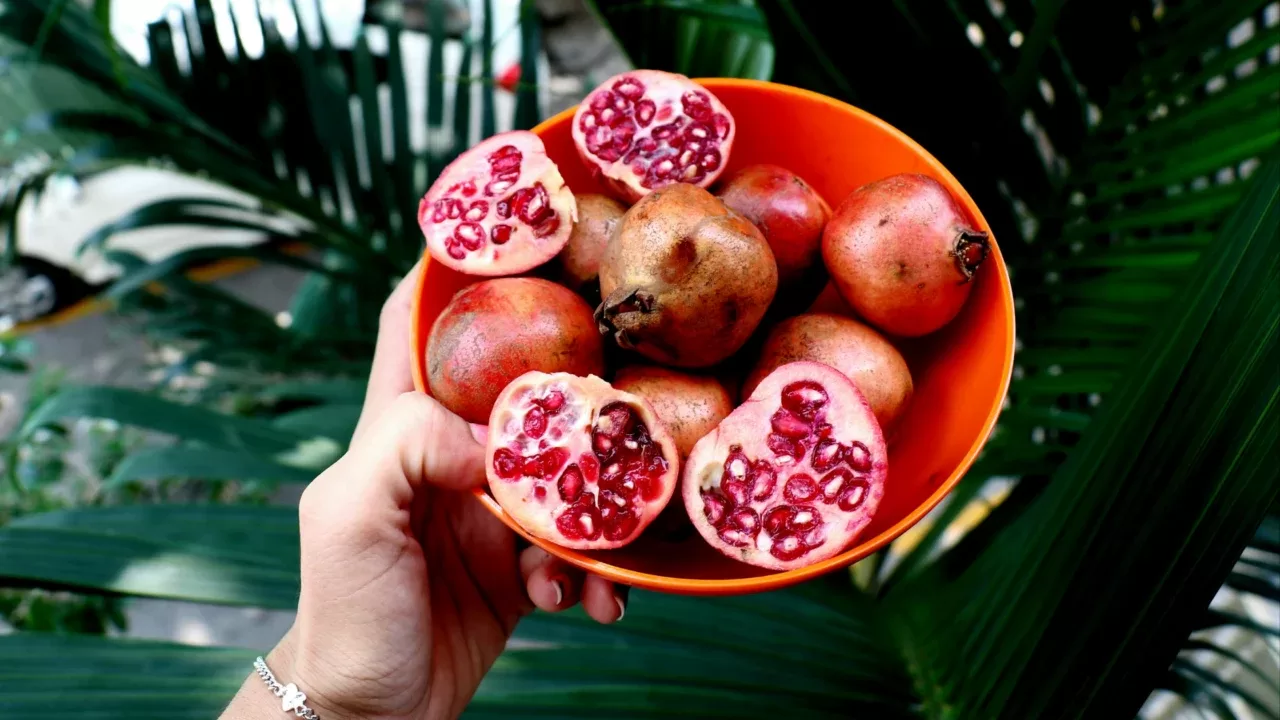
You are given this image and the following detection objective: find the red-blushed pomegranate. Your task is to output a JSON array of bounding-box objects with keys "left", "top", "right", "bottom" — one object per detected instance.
[
  {"left": 550, "top": 194, "right": 627, "bottom": 292},
  {"left": 743, "top": 314, "right": 913, "bottom": 434},
  {"left": 426, "top": 278, "right": 604, "bottom": 423},
  {"left": 807, "top": 281, "right": 855, "bottom": 315},
  {"left": 823, "top": 173, "right": 989, "bottom": 337},
  {"left": 597, "top": 183, "right": 778, "bottom": 367},
  {"left": 683, "top": 361, "right": 887, "bottom": 570},
  {"left": 716, "top": 164, "right": 831, "bottom": 288},
  {"left": 419, "top": 131, "right": 576, "bottom": 276},
  {"left": 485, "top": 372, "right": 680, "bottom": 549},
  {"left": 572, "top": 71, "right": 736, "bottom": 203},
  {"left": 612, "top": 366, "right": 733, "bottom": 458}
]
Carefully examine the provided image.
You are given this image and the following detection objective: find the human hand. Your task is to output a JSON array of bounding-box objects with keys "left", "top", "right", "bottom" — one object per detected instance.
[{"left": 223, "top": 264, "right": 626, "bottom": 720}]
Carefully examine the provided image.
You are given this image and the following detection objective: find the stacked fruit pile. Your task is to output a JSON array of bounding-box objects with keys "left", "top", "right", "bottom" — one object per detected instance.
[{"left": 419, "top": 71, "right": 989, "bottom": 571}]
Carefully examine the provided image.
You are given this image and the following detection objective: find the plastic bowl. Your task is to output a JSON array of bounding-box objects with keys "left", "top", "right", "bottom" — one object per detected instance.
[{"left": 410, "top": 78, "right": 1014, "bottom": 596}]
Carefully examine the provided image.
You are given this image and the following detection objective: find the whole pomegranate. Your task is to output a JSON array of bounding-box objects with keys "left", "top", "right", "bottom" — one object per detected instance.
[
  {"left": 486, "top": 371, "right": 680, "bottom": 549},
  {"left": 683, "top": 361, "right": 887, "bottom": 570},
  {"left": 426, "top": 278, "right": 603, "bottom": 423},
  {"left": 550, "top": 193, "right": 627, "bottom": 293},
  {"left": 596, "top": 183, "right": 778, "bottom": 368},
  {"left": 419, "top": 131, "right": 577, "bottom": 276},
  {"left": 823, "top": 173, "right": 989, "bottom": 336},
  {"left": 612, "top": 365, "right": 733, "bottom": 458},
  {"left": 573, "top": 70, "right": 736, "bottom": 203},
  {"left": 743, "top": 313, "right": 913, "bottom": 434},
  {"left": 716, "top": 164, "right": 831, "bottom": 288}
]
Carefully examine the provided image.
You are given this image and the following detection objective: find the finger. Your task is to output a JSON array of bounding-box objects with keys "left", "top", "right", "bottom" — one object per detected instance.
[
  {"left": 520, "top": 546, "right": 584, "bottom": 612},
  {"left": 470, "top": 423, "right": 490, "bottom": 445},
  {"left": 352, "top": 259, "right": 424, "bottom": 443},
  {"left": 581, "top": 575, "right": 627, "bottom": 624}
]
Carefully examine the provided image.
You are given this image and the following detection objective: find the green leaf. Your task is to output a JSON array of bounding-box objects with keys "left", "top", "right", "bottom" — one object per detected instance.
[
  {"left": 0, "top": 505, "right": 300, "bottom": 608},
  {"left": 589, "top": 0, "right": 773, "bottom": 80},
  {"left": 270, "top": 403, "right": 362, "bottom": 442},
  {"left": 106, "top": 446, "right": 318, "bottom": 486},
  {"left": 0, "top": 633, "right": 254, "bottom": 719}
]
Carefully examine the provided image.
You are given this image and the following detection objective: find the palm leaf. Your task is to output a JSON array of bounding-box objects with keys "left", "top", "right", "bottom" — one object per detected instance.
[{"left": 586, "top": 0, "right": 773, "bottom": 80}]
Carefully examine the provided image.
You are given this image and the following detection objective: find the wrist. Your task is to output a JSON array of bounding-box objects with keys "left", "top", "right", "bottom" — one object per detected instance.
[{"left": 264, "top": 628, "right": 362, "bottom": 720}]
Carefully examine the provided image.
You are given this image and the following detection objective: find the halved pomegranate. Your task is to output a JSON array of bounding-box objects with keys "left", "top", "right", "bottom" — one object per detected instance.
[
  {"left": 572, "top": 70, "right": 736, "bottom": 203},
  {"left": 485, "top": 372, "right": 680, "bottom": 549},
  {"left": 419, "top": 131, "right": 577, "bottom": 276},
  {"left": 682, "top": 361, "right": 887, "bottom": 570}
]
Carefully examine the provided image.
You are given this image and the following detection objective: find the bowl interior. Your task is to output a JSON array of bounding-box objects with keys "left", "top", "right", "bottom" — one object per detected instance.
[{"left": 411, "top": 79, "right": 1014, "bottom": 595}]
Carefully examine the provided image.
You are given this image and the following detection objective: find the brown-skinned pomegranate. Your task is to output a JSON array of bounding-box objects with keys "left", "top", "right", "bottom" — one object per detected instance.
[
  {"left": 596, "top": 183, "right": 778, "bottom": 368},
  {"left": 573, "top": 70, "right": 736, "bottom": 203},
  {"left": 683, "top": 361, "right": 887, "bottom": 570},
  {"left": 612, "top": 366, "right": 733, "bottom": 459},
  {"left": 426, "top": 278, "right": 604, "bottom": 424},
  {"left": 486, "top": 372, "right": 680, "bottom": 549},
  {"left": 823, "top": 173, "right": 989, "bottom": 336},
  {"left": 743, "top": 313, "right": 913, "bottom": 434},
  {"left": 716, "top": 164, "right": 831, "bottom": 288},
  {"left": 419, "top": 131, "right": 576, "bottom": 276},
  {"left": 550, "top": 193, "right": 627, "bottom": 293}
]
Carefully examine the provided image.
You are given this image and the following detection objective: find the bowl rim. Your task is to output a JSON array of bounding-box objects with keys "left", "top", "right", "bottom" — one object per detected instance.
[{"left": 411, "top": 77, "right": 1015, "bottom": 595}]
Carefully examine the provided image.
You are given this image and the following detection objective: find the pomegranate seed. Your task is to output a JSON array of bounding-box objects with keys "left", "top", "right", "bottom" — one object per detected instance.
[
  {"left": 730, "top": 507, "right": 759, "bottom": 533},
  {"left": 718, "top": 526, "right": 752, "bottom": 548},
  {"left": 604, "top": 509, "right": 640, "bottom": 541},
  {"left": 539, "top": 390, "right": 565, "bottom": 412},
  {"left": 750, "top": 461, "right": 776, "bottom": 500},
  {"left": 635, "top": 99, "right": 656, "bottom": 126},
  {"left": 534, "top": 215, "right": 561, "bottom": 238},
  {"left": 521, "top": 455, "right": 541, "bottom": 477},
  {"left": 770, "top": 534, "right": 807, "bottom": 561},
  {"left": 445, "top": 241, "right": 465, "bottom": 260},
  {"left": 783, "top": 474, "right": 818, "bottom": 502},
  {"left": 556, "top": 501, "right": 602, "bottom": 540},
  {"left": 770, "top": 409, "right": 811, "bottom": 438},
  {"left": 815, "top": 422, "right": 834, "bottom": 439},
  {"left": 445, "top": 198, "right": 464, "bottom": 219},
  {"left": 767, "top": 433, "right": 802, "bottom": 459},
  {"left": 722, "top": 476, "right": 750, "bottom": 506},
  {"left": 601, "top": 461, "right": 621, "bottom": 482},
  {"left": 533, "top": 485, "right": 547, "bottom": 500},
  {"left": 557, "top": 464, "right": 583, "bottom": 502},
  {"left": 485, "top": 178, "right": 514, "bottom": 196},
  {"left": 579, "top": 453, "right": 599, "bottom": 481},
  {"left": 613, "top": 76, "right": 645, "bottom": 99},
  {"left": 725, "top": 449, "right": 750, "bottom": 479},
  {"left": 651, "top": 122, "right": 679, "bottom": 140},
  {"left": 460, "top": 180, "right": 477, "bottom": 196},
  {"left": 579, "top": 112, "right": 597, "bottom": 132},
  {"left": 495, "top": 200, "right": 512, "bottom": 219},
  {"left": 431, "top": 204, "right": 446, "bottom": 223},
  {"left": 712, "top": 113, "right": 731, "bottom": 139},
  {"left": 464, "top": 200, "right": 488, "bottom": 221},
  {"left": 781, "top": 381, "right": 829, "bottom": 421},
  {"left": 789, "top": 506, "right": 818, "bottom": 532},
  {"left": 488, "top": 145, "right": 522, "bottom": 174},
  {"left": 700, "top": 150, "right": 722, "bottom": 171},
  {"left": 811, "top": 438, "right": 842, "bottom": 472},
  {"left": 599, "top": 488, "right": 626, "bottom": 509},
  {"left": 846, "top": 442, "right": 872, "bottom": 472},
  {"left": 491, "top": 224, "right": 513, "bottom": 244},
  {"left": 762, "top": 507, "right": 791, "bottom": 536},
  {"left": 493, "top": 448, "right": 520, "bottom": 479},
  {"left": 455, "top": 222, "right": 485, "bottom": 250},
  {"left": 523, "top": 407, "right": 547, "bottom": 438},
  {"left": 821, "top": 468, "right": 852, "bottom": 503},
  {"left": 837, "top": 481, "right": 869, "bottom": 512},
  {"left": 540, "top": 447, "right": 569, "bottom": 479},
  {"left": 591, "top": 90, "right": 615, "bottom": 110},
  {"left": 702, "top": 492, "right": 728, "bottom": 527}
]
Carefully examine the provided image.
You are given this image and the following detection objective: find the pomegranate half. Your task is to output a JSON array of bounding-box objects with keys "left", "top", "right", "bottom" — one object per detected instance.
[
  {"left": 683, "top": 362, "right": 887, "bottom": 570},
  {"left": 419, "top": 131, "right": 576, "bottom": 276},
  {"left": 572, "top": 70, "right": 736, "bottom": 203},
  {"left": 485, "top": 372, "right": 680, "bottom": 549}
]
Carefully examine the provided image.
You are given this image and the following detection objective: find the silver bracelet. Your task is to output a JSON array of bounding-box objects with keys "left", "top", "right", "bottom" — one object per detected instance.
[{"left": 253, "top": 656, "right": 322, "bottom": 719}]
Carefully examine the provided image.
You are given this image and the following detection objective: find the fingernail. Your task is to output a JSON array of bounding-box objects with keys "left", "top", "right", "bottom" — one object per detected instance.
[
  {"left": 614, "top": 595, "right": 626, "bottom": 622},
  {"left": 551, "top": 579, "right": 564, "bottom": 607}
]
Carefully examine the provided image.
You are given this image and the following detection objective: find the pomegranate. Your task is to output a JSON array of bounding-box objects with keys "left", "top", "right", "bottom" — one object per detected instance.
[
  {"left": 550, "top": 193, "right": 627, "bottom": 292},
  {"left": 485, "top": 372, "right": 680, "bottom": 549},
  {"left": 716, "top": 164, "right": 831, "bottom": 288},
  {"left": 572, "top": 70, "right": 736, "bottom": 203},
  {"left": 683, "top": 361, "right": 887, "bottom": 570},
  {"left": 612, "top": 366, "right": 733, "bottom": 458},
  {"left": 823, "top": 173, "right": 989, "bottom": 337},
  {"left": 426, "top": 278, "right": 604, "bottom": 423},
  {"left": 743, "top": 313, "right": 913, "bottom": 434},
  {"left": 596, "top": 183, "right": 777, "bottom": 368},
  {"left": 419, "top": 131, "right": 577, "bottom": 276}
]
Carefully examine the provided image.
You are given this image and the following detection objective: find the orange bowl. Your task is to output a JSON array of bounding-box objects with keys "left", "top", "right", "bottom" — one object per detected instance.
[{"left": 410, "top": 78, "right": 1014, "bottom": 595}]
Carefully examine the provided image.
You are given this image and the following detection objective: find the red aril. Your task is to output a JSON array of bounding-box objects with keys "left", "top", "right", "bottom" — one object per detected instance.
[
  {"left": 486, "top": 372, "right": 680, "bottom": 549},
  {"left": 419, "top": 131, "right": 576, "bottom": 276},
  {"left": 682, "top": 361, "right": 887, "bottom": 570},
  {"left": 572, "top": 70, "right": 736, "bottom": 203}
]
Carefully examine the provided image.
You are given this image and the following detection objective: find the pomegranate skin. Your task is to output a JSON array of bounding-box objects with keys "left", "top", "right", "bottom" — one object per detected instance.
[
  {"left": 485, "top": 371, "right": 680, "bottom": 549},
  {"left": 426, "top": 278, "right": 604, "bottom": 424},
  {"left": 683, "top": 361, "right": 887, "bottom": 571},
  {"left": 597, "top": 183, "right": 778, "bottom": 368},
  {"left": 743, "top": 313, "right": 913, "bottom": 434},
  {"left": 716, "top": 164, "right": 831, "bottom": 288},
  {"left": 551, "top": 193, "right": 628, "bottom": 292},
  {"left": 822, "top": 173, "right": 989, "bottom": 337},
  {"left": 612, "top": 365, "right": 733, "bottom": 458}
]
